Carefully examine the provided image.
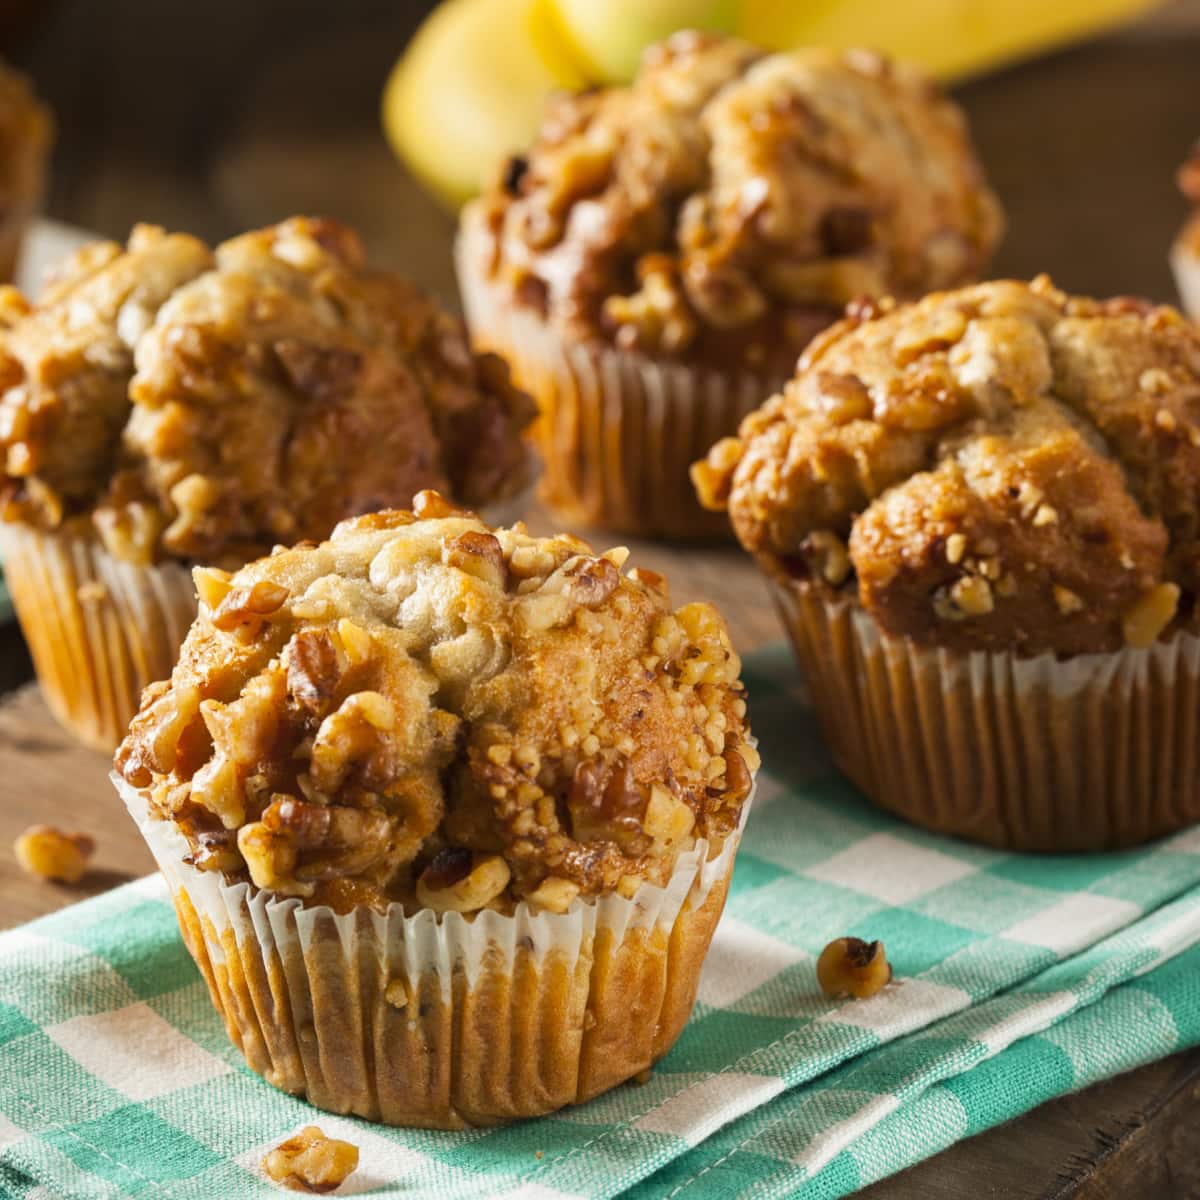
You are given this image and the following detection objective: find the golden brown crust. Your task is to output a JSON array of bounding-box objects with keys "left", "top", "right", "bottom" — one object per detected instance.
[
  {"left": 116, "top": 494, "right": 753, "bottom": 910},
  {"left": 697, "top": 277, "right": 1200, "bottom": 656},
  {"left": 469, "top": 34, "right": 1001, "bottom": 375},
  {"left": 0, "top": 227, "right": 215, "bottom": 517},
  {"left": 1, "top": 218, "right": 534, "bottom": 563}
]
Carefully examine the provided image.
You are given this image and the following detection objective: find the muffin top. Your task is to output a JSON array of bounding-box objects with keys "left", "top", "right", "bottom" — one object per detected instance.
[
  {"left": 116, "top": 493, "right": 754, "bottom": 914},
  {"left": 694, "top": 276, "right": 1200, "bottom": 657},
  {"left": 466, "top": 32, "right": 1001, "bottom": 376},
  {"left": 0, "top": 218, "right": 534, "bottom": 564},
  {"left": 0, "top": 58, "right": 52, "bottom": 203}
]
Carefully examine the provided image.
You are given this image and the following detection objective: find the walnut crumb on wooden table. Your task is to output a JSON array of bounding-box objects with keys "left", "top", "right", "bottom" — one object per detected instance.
[{"left": 13, "top": 825, "right": 95, "bottom": 883}]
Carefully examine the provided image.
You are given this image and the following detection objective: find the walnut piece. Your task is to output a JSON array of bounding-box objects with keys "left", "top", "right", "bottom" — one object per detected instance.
[
  {"left": 471, "top": 34, "right": 1000, "bottom": 374},
  {"left": 816, "top": 937, "right": 893, "bottom": 1000},
  {"left": 116, "top": 496, "right": 753, "bottom": 911},
  {"left": 706, "top": 276, "right": 1200, "bottom": 657},
  {"left": 0, "top": 219, "right": 533, "bottom": 559},
  {"left": 14, "top": 825, "right": 95, "bottom": 884},
  {"left": 261, "top": 1126, "right": 359, "bottom": 1194}
]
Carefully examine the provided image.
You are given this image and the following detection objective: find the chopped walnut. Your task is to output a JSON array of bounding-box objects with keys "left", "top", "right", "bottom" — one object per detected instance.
[
  {"left": 525, "top": 875, "right": 582, "bottom": 913},
  {"left": 470, "top": 35, "right": 1000, "bottom": 374},
  {"left": 1123, "top": 583, "right": 1180, "bottom": 649},
  {"left": 416, "top": 853, "right": 511, "bottom": 913},
  {"left": 1053, "top": 585, "right": 1084, "bottom": 616},
  {"left": 116, "top": 497, "right": 753, "bottom": 911},
  {"left": 211, "top": 581, "right": 290, "bottom": 638},
  {"left": 14, "top": 825, "right": 95, "bottom": 884},
  {"left": 261, "top": 1126, "right": 359, "bottom": 1194},
  {"left": 817, "top": 937, "right": 893, "bottom": 1000},
  {"left": 704, "top": 277, "right": 1200, "bottom": 657},
  {"left": 933, "top": 576, "right": 993, "bottom": 620},
  {"left": 0, "top": 219, "right": 533, "bottom": 560},
  {"left": 803, "top": 531, "right": 851, "bottom": 586}
]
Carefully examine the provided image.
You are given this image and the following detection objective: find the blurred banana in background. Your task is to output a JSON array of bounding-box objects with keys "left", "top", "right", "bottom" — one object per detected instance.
[{"left": 382, "top": 0, "right": 1162, "bottom": 207}]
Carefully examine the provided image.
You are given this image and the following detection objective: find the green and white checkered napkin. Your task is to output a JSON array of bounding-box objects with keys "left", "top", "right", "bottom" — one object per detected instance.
[{"left": 4, "top": 644, "right": 1200, "bottom": 1199}]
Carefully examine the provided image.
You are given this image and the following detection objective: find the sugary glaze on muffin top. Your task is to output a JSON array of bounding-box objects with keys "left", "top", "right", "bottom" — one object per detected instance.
[
  {"left": 116, "top": 493, "right": 755, "bottom": 914},
  {"left": 467, "top": 32, "right": 1001, "bottom": 375},
  {"left": 0, "top": 218, "right": 533, "bottom": 565},
  {"left": 694, "top": 276, "right": 1200, "bottom": 657}
]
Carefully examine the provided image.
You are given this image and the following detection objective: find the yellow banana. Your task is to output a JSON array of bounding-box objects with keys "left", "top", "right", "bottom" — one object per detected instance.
[
  {"left": 740, "top": 0, "right": 1163, "bottom": 80},
  {"left": 381, "top": 0, "right": 587, "bottom": 207},
  {"left": 382, "top": 0, "right": 1164, "bottom": 207}
]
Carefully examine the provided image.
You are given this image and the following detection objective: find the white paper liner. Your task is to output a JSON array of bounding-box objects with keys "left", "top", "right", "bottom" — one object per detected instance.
[
  {"left": 0, "top": 522, "right": 195, "bottom": 750},
  {"left": 116, "top": 769, "right": 754, "bottom": 1127},
  {"left": 771, "top": 579, "right": 1200, "bottom": 852},
  {"left": 1170, "top": 239, "right": 1200, "bottom": 322},
  {"left": 455, "top": 217, "right": 782, "bottom": 540}
]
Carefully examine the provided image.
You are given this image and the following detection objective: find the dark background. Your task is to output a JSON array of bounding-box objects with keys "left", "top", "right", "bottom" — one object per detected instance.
[{"left": 2, "top": 0, "right": 1199, "bottom": 311}]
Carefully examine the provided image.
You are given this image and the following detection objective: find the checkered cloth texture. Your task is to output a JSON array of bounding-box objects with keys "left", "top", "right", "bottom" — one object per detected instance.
[{"left": 3, "top": 644, "right": 1200, "bottom": 1199}]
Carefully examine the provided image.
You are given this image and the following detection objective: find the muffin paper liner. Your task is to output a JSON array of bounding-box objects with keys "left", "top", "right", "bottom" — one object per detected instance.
[
  {"left": 116, "top": 771, "right": 754, "bottom": 1128},
  {"left": 0, "top": 523, "right": 196, "bottom": 751},
  {"left": 770, "top": 578, "right": 1200, "bottom": 852},
  {"left": 1171, "top": 240, "right": 1200, "bottom": 322},
  {"left": 456, "top": 226, "right": 781, "bottom": 540}
]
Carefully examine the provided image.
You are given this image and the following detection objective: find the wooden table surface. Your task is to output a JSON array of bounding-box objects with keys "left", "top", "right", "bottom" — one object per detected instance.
[{"left": 4, "top": 2, "right": 1200, "bottom": 1196}]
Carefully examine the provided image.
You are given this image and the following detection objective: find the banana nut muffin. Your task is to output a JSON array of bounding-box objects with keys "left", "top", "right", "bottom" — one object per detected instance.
[
  {"left": 467, "top": 32, "right": 1002, "bottom": 375},
  {"left": 0, "top": 58, "right": 52, "bottom": 281},
  {"left": 0, "top": 217, "right": 534, "bottom": 566},
  {"left": 695, "top": 276, "right": 1200, "bottom": 658},
  {"left": 116, "top": 491, "right": 755, "bottom": 915}
]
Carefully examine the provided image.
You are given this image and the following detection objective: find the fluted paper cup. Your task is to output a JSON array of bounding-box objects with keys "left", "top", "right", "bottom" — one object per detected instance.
[
  {"left": 770, "top": 578, "right": 1200, "bottom": 852},
  {"left": 455, "top": 226, "right": 780, "bottom": 540},
  {"left": 0, "top": 523, "right": 196, "bottom": 751},
  {"left": 117, "top": 771, "right": 754, "bottom": 1129}
]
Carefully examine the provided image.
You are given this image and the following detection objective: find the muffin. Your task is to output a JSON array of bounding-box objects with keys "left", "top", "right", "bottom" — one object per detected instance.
[
  {"left": 458, "top": 32, "right": 1002, "bottom": 538},
  {"left": 1172, "top": 143, "right": 1200, "bottom": 321},
  {"left": 0, "top": 59, "right": 52, "bottom": 282},
  {"left": 0, "top": 218, "right": 533, "bottom": 750},
  {"left": 694, "top": 276, "right": 1200, "bottom": 851},
  {"left": 113, "top": 492, "right": 756, "bottom": 1127}
]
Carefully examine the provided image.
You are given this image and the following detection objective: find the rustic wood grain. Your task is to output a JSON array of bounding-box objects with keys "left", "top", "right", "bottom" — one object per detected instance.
[
  {"left": 858, "top": 1049, "right": 1200, "bottom": 1199},
  {"left": 0, "top": 683, "right": 153, "bottom": 927}
]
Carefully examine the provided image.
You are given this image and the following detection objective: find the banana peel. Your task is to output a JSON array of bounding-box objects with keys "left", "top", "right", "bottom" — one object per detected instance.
[
  {"left": 383, "top": 0, "right": 1164, "bottom": 207},
  {"left": 740, "top": 0, "right": 1163, "bottom": 81},
  {"left": 382, "top": 0, "right": 588, "bottom": 208}
]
